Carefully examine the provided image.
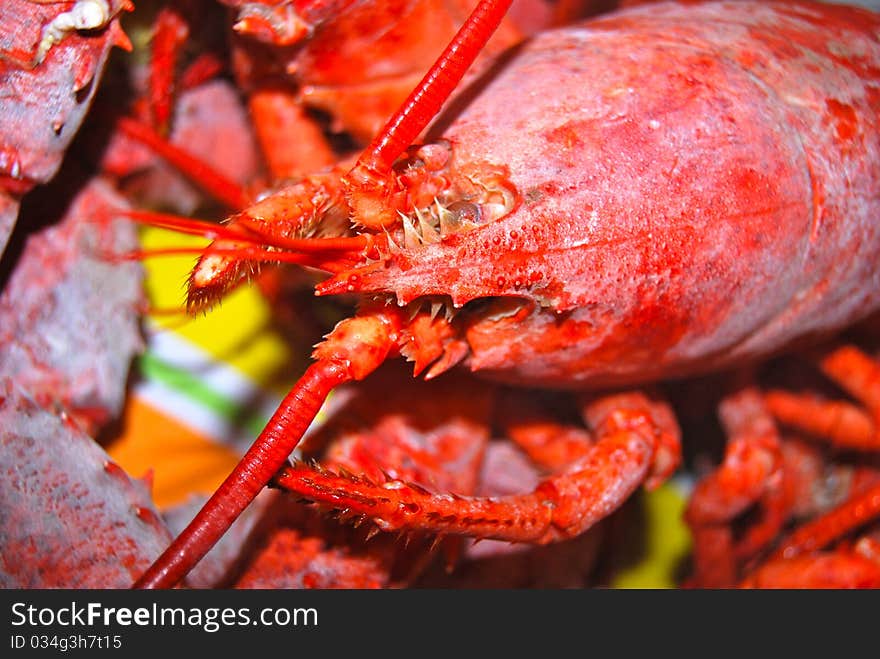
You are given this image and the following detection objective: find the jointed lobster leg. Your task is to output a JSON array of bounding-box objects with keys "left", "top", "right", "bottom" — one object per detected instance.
[
  {"left": 688, "top": 348, "right": 880, "bottom": 588},
  {"left": 273, "top": 392, "right": 680, "bottom": 544},
  {"left": 769, "top": 480, "right": 880, "bottom": 562},
  {"left": 739, "top": 550, "right": 880, "bottom": 589},
  {"left": 764, "top": 345, "right": 880, "bottom": 450},
  {"left": 740, "top": 481, "right": 880, "bottom": 588},
  {"left": 247, "top": 89, "right": 336, "bottom": 180},
  {"left": 147, "top": 6, "right": 190, "bottom": 137},
  {"left": 143, "top": 2, "right": 226, "bottom": 133},
  {"left": 105, "top": 3, "right": 253, "bottom": 211},
  {"left": 732, "top": 439, "right": 813, "bottom": 563},
  {"left": 684, "top": 389, "right": 783, "bottom": 587}
]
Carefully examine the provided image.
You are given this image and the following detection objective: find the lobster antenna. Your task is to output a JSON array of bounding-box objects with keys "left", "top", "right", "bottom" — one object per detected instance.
[
  {"left": 132, "top": 360, "right": 351, "bottom": 588},
  {"left": 133, "top": 309, "right": 400, "bottom": 589},
  {"left": 132, "top": 0, "right": 515, "bottom": 590}
]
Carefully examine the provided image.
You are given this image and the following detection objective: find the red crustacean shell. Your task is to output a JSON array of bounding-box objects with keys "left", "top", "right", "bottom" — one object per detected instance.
[
  {"left": 0, "top": 178, "right": 160, "bottom": 588},
  {"left": 4, "top": 0, "right": 879, "bottom": 590},
  {"left": 0, "top": 0, "right": 132, "bottom": 253},
  {"left": 320, "top": 1, "right": 880, "bottom": 389},
  {"left": 0, "top": 384, "right": 172, "bottom": 588},
  {"left": 220, "top": 0, "right": 527, "bottom": 141},
  {"left": 128, "top": 1, "right": 880, "bottom": 589}
]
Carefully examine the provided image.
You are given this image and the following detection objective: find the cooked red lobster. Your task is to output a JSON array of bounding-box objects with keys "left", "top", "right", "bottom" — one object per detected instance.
[{"left": 125, "top": 0, "right": 880, "bottom": 588}]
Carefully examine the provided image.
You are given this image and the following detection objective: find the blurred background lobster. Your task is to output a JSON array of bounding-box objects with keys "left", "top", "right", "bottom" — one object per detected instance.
[{"left": 1, "top": 0, "right": 878, "bottom": 589}]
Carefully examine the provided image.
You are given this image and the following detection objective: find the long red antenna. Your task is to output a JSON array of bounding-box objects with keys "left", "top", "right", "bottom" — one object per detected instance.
[
  {"left": 133, "top": 0, "right": 515, "bottom": 589},
  {"left": 133, "top": 361, "right": 351, "bottom": 589},
  {"left": 355, "top": 0, "right": 514, "bottom": 175}
]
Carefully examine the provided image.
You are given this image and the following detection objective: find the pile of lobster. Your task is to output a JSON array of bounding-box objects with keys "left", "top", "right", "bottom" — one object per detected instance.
[{"left": 1, "top": 0, "right": 878, "bottom": 589}]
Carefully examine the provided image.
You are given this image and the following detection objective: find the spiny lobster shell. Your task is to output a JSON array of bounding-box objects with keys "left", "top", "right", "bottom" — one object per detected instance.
[{"left": 324, "top": 0, "right": 880, "bottom": 389}]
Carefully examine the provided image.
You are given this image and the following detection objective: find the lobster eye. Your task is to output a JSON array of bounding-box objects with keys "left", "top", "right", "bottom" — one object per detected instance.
[
  {"left": 394, "top": 156, "right": 425, "bottom": 174},
  {"left": 447, "top": 201, "right": 482, "bottom": 227}
]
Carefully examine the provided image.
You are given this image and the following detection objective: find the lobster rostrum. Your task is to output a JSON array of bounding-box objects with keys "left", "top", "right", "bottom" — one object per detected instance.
[{"left": 135, "top": 0, "right": 880, "bottom": 588}]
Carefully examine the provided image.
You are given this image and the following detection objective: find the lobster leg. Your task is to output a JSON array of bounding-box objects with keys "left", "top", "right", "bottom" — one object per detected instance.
[
  {"left": 765, "top": 345, "right": 880, "bottom": 450},
  {"left": 684, "top": 388, "right": 783, "bottom": 587},
  {"left": 273, "top": 391, "right": 680, "bottom": 545},
  {"left": 109, "top": 3, "right": 252, "bottom": 210},
  {"left": 133, "top": 310, "right": 402, "bottom": 588},
  {"left": 769, "top": 480, "right": 880, "bottom": 561},
  {"left": 739, "top": 482, "right": 880, "bottom": 589},
  {"left": 732, "top": 438, "right": 821, "bottom": 563},
  {"left": 126, "top": 1, "right": 334, "bottom": 205},
  {"left": 147, "top": 6, "right": 190, "bottom": 137},
  {"left": 732, "top": 347, "right": 880, "bottom": 588},
  {"left": 247, "top": 89, "right": 336, "bottom": 179},
  {"left": 226, "top": 18, "right": 337, "bottom": 180},
  {"left": 739, "top": 551, "right": 880, "bottom": 589}
]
